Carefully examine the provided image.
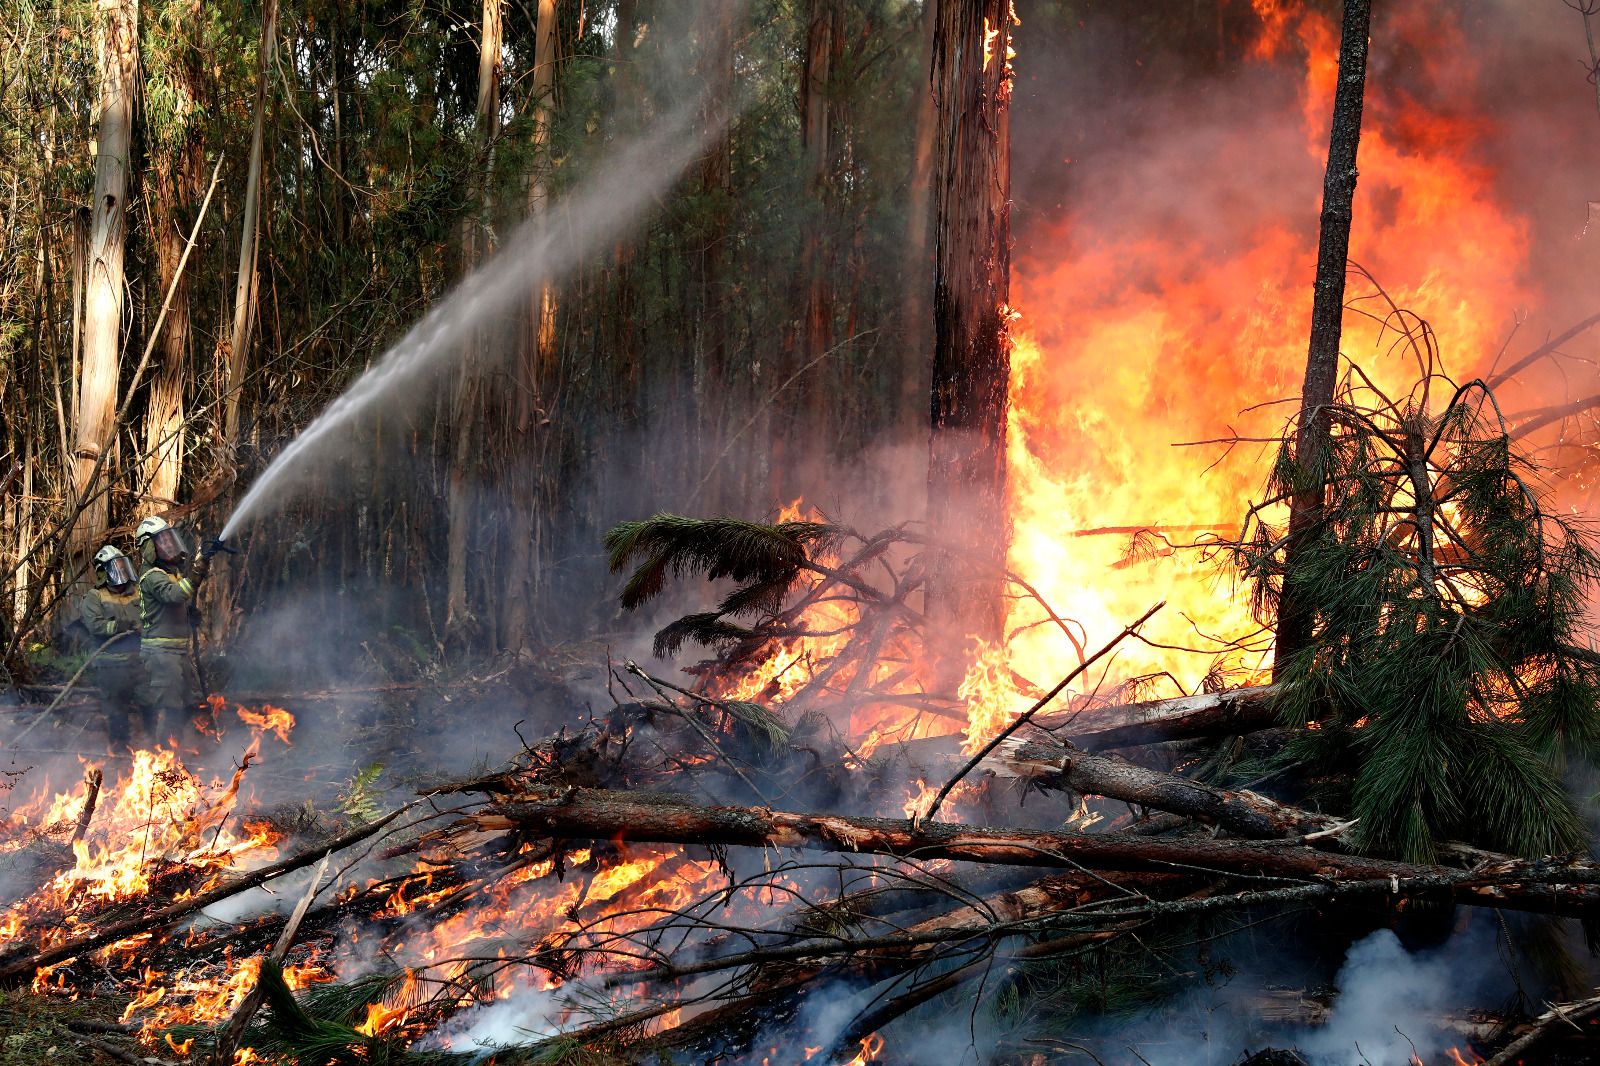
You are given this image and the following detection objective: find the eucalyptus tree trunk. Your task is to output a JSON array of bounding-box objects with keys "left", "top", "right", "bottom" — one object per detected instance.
[
  {"left": 143, "top": 167, "right": 192, "bottom": 507},
  {"left": 445, "top": 0, "right": 504, "bottom": 647},
  {"left": 143, "top": 55, "right": 203, "bottom": 508},
  {"left": 925, "top": 0, "right": 1013, "bottom": 687},
  {"left": 609, "top": 0, "right": 642, "bottom": 422},
  {"left": 694, "top": 0, "right": 738, "bottom": 508},
  {"left": 526, "top": 0, "right": 558, "bottom": 389},
  {"left": 1273, "top": 0, "right": 1372, "bottom": 678},
  {"left": 797, "top": 0, "right": 837, "bottom": 456},
  {"left": 209, "top": 0, "right": 276, "bottom": 644},
  {"left": 221, "top": 0, "right": 278, "bottom": 456},
  {"left": 496, "top": 0, "right": 559, "bottom": 652},
  {"left": 901, "top": 0, "right": 937, "bottom": 442},
  {"left": 71, "top": 0, "right": 138, "bottom": 552}
]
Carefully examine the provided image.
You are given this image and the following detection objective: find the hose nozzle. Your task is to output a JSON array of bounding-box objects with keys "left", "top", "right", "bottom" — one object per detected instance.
[{"left": 202, "top": 536, "right": 239, "bottom": 559}]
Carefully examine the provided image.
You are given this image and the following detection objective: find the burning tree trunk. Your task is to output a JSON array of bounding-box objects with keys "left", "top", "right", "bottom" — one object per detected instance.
[
  {"left": 71, "top": 0, "right": 138, "bottom": 551},
  {"left": 475, "top": 786, "right": 1600, "bottom": 918},
  {"left": 925, "top": 0, "right": 1013, "bottom": 685},
  {"left": 1273, "top": 0, "right": 1372, "bottom": 677}
]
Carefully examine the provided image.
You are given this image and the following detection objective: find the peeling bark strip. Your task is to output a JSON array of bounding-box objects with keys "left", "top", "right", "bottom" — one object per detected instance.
[
  {"left": 1275, "top": 0, "right": 1373, "bottom": 672},
  {"left": 483, "top": 787, "right": 1600, "bottom": 918},
  {"left": 926, "top": 0, "right": 1013, "bottom": 670}
]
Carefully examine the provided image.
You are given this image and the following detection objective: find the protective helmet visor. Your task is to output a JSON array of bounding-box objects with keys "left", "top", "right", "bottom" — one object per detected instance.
[
  {"left": 102, "top": 555, "right": 137, "bottom": 589},
  {"left": 149, "top": 526, "right": 187, "bottom": 564}
]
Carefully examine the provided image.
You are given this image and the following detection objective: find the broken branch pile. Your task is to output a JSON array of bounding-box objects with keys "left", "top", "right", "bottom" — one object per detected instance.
[{"left": 3, "top": 663, "right": 1595, "bottom": 1064}]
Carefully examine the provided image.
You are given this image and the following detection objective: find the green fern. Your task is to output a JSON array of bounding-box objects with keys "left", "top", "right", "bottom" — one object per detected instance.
[
  {"left": 605, "top": 513, "right": 839, "bottom": 658},
  {"left": 336, "top": 763, "right": 386, "bottom": 824}
]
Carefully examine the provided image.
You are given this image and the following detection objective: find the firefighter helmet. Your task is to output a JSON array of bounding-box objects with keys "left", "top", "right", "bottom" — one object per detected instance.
[
  {"left": 135, "top": 515, "right": 187, "bottom": 565},
  {"left": 92, "top": 545, "right": 137, "bottom": 590}
]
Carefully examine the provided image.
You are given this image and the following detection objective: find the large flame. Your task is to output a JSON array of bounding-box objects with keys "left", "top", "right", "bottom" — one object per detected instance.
[{"left": 984, "top": 1, "right": 1538, "bottom": 739}]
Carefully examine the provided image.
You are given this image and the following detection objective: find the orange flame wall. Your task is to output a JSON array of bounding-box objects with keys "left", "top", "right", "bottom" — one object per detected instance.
[{"left": 1002, "top": 0, "right": 1571, "bottom": 695}]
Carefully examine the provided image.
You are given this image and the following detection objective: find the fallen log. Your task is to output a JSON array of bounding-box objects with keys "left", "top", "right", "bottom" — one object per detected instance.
[
  {"left": 888, "top": 685, "right": 1283, "bottom": 773},
  {"left": 1036, "top": 683, "right": 1281, "bottom": 750},
  {"left": 1483, "top": 989, "right": 1600, "bottom": 1066},
  {"left": 478, "top": 787, "right": 1600, "bottom": 918},
  {"left": 997, "top": 738, "right": 1341, "bottom": 840}
]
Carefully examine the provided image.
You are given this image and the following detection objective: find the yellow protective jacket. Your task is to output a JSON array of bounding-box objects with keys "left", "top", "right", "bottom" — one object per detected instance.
[{"left": 139, "top": 565, "right": 195, "bottom": 648}]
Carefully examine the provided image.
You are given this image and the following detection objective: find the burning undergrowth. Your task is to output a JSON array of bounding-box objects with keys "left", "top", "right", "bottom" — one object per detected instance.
[
  {"left": 0, "top": 667, "right": 1021, "bottom": 1065},
  {"left": 3, "top": 440, "right": 1599, "bottom": 1065}
]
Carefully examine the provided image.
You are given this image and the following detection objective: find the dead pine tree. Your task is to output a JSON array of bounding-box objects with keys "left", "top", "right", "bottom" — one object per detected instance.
[
  {"left": 1274, "top": 0, "right": 1373, "bottom": 677},
  {"left": 925, "top": 0, "right": 1014, "bottom": 689}
]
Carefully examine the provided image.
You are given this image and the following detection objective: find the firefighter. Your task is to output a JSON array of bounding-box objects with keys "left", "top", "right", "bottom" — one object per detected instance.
[
  {"left": 79, "top": 545, "right": 152, "bottom": 750},
  {"left": 134, "top": 516, "right": 212, "bottom": 739}
]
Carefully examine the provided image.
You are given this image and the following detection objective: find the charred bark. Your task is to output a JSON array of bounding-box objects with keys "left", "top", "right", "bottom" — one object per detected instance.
[
  {"left": 925, "top": 0, "right": 1014, "bottom": 683},
  {"left": 1274, "top": 0, "right": 1372, "bottom": 675},
  {"left": 893, "top": 684, "right": 1283, "bottom": 765}
]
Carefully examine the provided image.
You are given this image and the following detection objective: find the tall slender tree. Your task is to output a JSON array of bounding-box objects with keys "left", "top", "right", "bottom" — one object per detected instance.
[
  {"left": 1273, "top": 0, "right": 1373, "bottom": 677},
  {"left": 797, "top": 0, "right": 839, "bottom": 473},
  {"left": 901, "top": 0, "right": 938, "bottom": 442},
  {"left": 445, "top": 0, "right": 505, "bottom": 647},
  {"left": 209, "top": 0, "right": 277, "bottom": 642},
  {"left": 222, "top": 0, "right": 278, "bottom": 454},
  {"left": 925, "top": 0, "right": 1013, "bottom": 685},
  {"left": 697, "top": 0, "right": 738, "bottom": 508},
  {"left": 142, "top": 0, "right": 205, "bottom": 507},
  {"left": 72, "top": 0, "right": 139, "bottom": 552}
]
